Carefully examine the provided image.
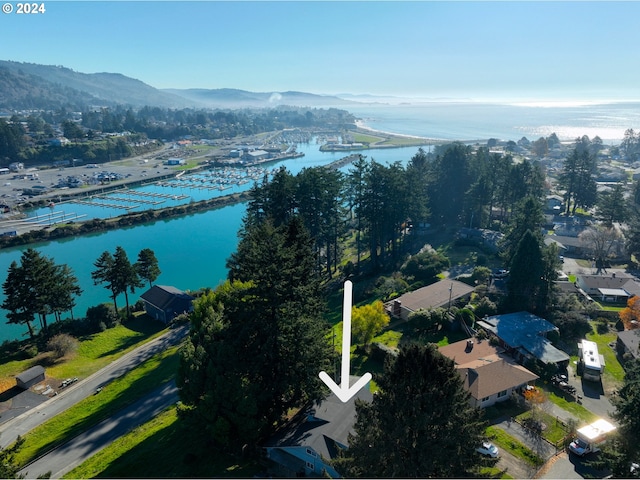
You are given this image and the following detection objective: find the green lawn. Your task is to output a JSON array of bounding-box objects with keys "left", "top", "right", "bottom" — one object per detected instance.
[
  {"left": 13, "top": 346, "right": 180, "bottom": 467},
  {"left": 485, "top": 426, "right": 544, "bottom": 467},
  {"left": 545, "top": 390, "right": 598, "bottom": 423},
  {"left": 587, "top": 326, "right": 625, "bottom": 384},
  {"left": 0, "top": 317, "right": 165, "bottom": 389},
  {"left": 63, "top": 407, "right": 260, "bottom": 478}
]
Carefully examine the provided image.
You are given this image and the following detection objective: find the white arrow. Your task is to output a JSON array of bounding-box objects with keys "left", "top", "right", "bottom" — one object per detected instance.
[{"left": 319, "top": 280, "right": 372, "bottom": 403}]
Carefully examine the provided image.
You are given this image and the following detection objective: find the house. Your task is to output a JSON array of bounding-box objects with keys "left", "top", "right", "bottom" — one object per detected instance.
[
  {"left": 546, "top": 195, "right": 564, "bottom": 212},
  {"left": 439, "top": 339, "right": 538, "bottom": 408},
  {"left": 263, "top": 379, "right": 373, "bottom": 478},
  {"left": 576, "top": 273, "right": 640, "bottom": 302},
  {"left": 456, "top": 228, "right": 503, "bottom": 253},
  {"left": 477, "top": 312, "right": 570, "bottom": 367},
  {"left": 16, "top": 365, "right": 45, "bottom": 389},
  {"left": 617, "top": 329, "right": 640, "bottom": 360},
  {"left": 385, "top": 280, "right": 475, "bottom": 321},
  {"left": 544, "top": 234, "right": 586, "bottom": 256},
  {"left": 140, "top": 285, "right": 194, "bottom": 324}
]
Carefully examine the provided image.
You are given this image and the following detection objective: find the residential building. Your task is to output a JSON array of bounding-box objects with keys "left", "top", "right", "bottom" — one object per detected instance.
[
  {"left": 439, "top": 339, "right": 538, "bottom": 408},
  {"left": 617, "top": 329, "right": 640, "bottom": 360},
  {"left": 576, "top": 273, "right": 640, "bottom": 302},
  {"left": 140, "top": 285, "right": 194, "bottom": 324},
  {"left": 385, "top": 280, "right": 475, "bottom": 321},
  {"left": 477, "top": 312, "right": 570, "bottom": 367},
  {"left": 263, "top": 380, "right": 373, "bottom": 478}
]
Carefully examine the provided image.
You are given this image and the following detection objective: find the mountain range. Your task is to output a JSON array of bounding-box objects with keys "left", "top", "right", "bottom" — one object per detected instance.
[{"left": 0, "top": 61, "right": 354, "bottom": 111}]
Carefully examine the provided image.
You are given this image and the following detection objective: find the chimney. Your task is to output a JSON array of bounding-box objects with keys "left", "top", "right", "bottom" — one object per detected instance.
[{"left": 393, "top": 300, "right": 401, "bottom": 317}]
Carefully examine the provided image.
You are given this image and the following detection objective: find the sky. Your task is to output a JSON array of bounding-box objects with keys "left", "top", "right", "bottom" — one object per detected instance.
[{"left": 2, "top": 1, "right": 640, "bottom": 102}]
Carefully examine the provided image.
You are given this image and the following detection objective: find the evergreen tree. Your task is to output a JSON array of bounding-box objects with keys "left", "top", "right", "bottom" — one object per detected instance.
[
  {"left": 430, "top": 143, "right": 472, "bottom": 225},
  {"left": 506, "top": 230, "right": 545, "bottom": 313},
  {"left": 500, "top": 196, "right": 544, "bottom": 266},
  {"left": 336, "top": 344, "right": 485, "bottom": 478},
  {"left": 591, "top": 358, "right": 640, "bottom": 477},
  {"left": 179, "top": 217, "right": 332, "bottom": 451},
  {"left": 136, "top": 248, "right": 161, "bottom": 288},
  {"left": 560, "top": 147, "right": 598, "bottom": 215},
  {"left": 49, "top": 264, "right": 83, "bottom": 321},
  {"left": 91, "top": 251, "right": 119, "bottom": 313},
  {"left": 2, "top": 261, "right": 36, "bottom": 339},
  {"left": 113, "top": 246, "right": 142, "bottom": 316},
  {"left": 1, "top": 250, "right": 82, "bottom": 337},
  {"left": 597, "top": 182, "right": 627, "bottom": 226},
  {"left": 347, "top": 155, "right": 370, "bottom": 268}
]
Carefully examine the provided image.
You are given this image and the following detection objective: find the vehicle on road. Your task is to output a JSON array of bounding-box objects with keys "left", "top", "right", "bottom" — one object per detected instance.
[
  {"left": 477, "top": 441, "right": 499, "bottom": 458},
  {"left": 568, "top": 419, "right": 616, "bottom": 456}
]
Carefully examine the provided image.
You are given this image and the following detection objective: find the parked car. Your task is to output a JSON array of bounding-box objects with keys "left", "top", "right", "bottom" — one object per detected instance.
[
  {"left": 476, "top": 441, "right": 499, "bottom": 458},
  {"left": 493, "top": 269, "right": 509, "bottom": 279}
]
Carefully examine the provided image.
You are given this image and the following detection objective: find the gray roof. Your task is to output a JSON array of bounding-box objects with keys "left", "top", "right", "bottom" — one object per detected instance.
[
  {"left": 578, "top": 274, "right": 640, "bottom": 297},
  {"left": 16, "top": 365, "right": 45, "bottom": 383},
  {"left": 265, "top": 378, "right": 373, "bottom": 460},
  {"left": 478, "top": 312, "right": 570, "bottom": 365},
  {"left": 140, "top": 285, "right": 193, "bottom": 311},
  {"left": 618, "top": 330, "right": 640, "bottom": 358},
  {"left": 388, "top": 280, "right": 475, "bottom": 313}
]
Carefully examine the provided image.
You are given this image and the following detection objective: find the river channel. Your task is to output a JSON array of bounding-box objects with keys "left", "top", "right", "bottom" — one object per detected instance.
[{"left": 0, "top": 141, "right": 427, "bottom": 343}]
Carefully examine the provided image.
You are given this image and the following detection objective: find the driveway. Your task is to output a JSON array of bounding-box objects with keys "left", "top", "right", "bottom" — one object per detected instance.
[{"left": 537, "top": 451, "right": 610, "bottom": 479}]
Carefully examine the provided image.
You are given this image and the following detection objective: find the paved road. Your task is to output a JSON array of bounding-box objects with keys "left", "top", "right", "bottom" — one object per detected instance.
[
  {"left": 0, "top": 324, "right": 188, "bottom": 449},
  {"left": 18, "top": 381, "right": 179, "bottom": 479}
]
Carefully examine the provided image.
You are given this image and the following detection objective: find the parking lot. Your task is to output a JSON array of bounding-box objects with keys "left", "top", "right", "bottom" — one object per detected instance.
[{"left": 0, "top": 153, "right": 176, "bottom": 209}]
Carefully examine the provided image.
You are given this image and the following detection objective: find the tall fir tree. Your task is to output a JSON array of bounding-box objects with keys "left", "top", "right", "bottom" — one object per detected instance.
[
  {"left": 336, "top": 344, "right": 486, "bottom": 478},
  {"left": 179, "top": 216, "right": 332, "bottom": 451}
]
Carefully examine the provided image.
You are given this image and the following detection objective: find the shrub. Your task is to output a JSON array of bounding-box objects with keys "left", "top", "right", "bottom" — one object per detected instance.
[
  {"left": 86, "top": 303, "right": 119, "bottom": 330},
  {"left": 46, "top": 333, "right": 79, "bottom": 359},
  {"left": 25, "top": 345, "right": 39, "bottom": 358}
]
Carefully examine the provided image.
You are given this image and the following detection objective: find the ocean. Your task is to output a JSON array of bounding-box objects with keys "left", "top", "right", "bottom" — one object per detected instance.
[{"left": 344, "top": 101, "right": 640, "bottom": 143}]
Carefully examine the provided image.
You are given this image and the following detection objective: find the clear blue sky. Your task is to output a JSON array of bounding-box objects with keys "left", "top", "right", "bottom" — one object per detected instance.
[{"left": 2, "top": 1, "right": 640, "bottom": 102}]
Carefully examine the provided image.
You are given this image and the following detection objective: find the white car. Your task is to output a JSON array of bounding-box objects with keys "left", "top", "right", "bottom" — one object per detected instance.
[{"left": 477, "top": 441, "right": 499, "bottom": 458}]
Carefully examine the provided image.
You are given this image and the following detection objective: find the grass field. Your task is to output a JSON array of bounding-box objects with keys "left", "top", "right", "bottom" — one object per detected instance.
[
  {"left": 586, "top": 325, "right": 626, "bottom": 384},
  {"left": 0, "top": 317, "right": 165, "bottom": 393},
  {"left": 63, "top": 407, "right": 261, "bottom": 478},
  {"left": 485, "top": 426, "right": 544, "bottom": 468},
  {"left": 13, "top": 345, "right": 179, "bottom": 467}
]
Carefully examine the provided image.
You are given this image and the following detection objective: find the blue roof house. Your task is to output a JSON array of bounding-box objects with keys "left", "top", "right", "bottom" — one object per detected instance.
[{"left": 477, "top": 312, "right": 570, "bottom": 367}]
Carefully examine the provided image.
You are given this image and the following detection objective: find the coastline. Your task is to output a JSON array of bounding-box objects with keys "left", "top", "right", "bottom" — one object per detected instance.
[{"left": 354, "top": 119, "right": 442, "bottom": 143}]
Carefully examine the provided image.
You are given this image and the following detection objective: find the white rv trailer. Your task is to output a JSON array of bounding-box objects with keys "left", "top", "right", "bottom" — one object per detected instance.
[{"left": 578, "top": 339, "right": 605, "bottom": 382}]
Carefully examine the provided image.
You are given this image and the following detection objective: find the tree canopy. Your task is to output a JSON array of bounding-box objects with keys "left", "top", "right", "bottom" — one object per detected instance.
[
  {"left": 1, "top": 248, "right": 82, "bottom": 339},
  {"left": 335, "top": 344, "right": 485, "bottom": 478},
  {"left": 178, "top": 216, "right": 332, "bottom": 451}
]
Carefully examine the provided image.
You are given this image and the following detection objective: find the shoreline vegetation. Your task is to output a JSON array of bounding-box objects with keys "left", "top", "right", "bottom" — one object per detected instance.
[
  {"left": 0, "top": 125, "right": 435, "bottom": 250},
  {"left": 320, "top": 125, "right": 437, "bottom": 152}
]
